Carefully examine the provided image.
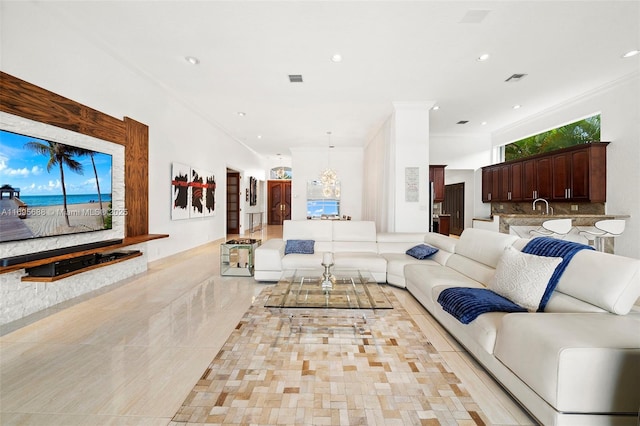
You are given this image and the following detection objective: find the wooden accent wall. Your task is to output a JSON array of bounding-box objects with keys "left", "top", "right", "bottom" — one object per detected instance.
[
  {"left": 0, "top": 71, "right": 149, "bottom": 237},
  {"left": 124, "top": 117, "right": 149, "bottom": 236}
]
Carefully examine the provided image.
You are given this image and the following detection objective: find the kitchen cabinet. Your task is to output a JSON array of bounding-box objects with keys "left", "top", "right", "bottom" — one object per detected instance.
[
  {"left": 481, "top": 166, "right": 499, "bottom": 202},
  {"left": 482, "top": 142, "right": 608, "bottom": 203},
  {"left": 429, "top": 165, "right": 446, "bottom": 202},
  {"left": 551, "top": 144, "right": 607, "bottom": 201},
  {"left": 497, "top": 162, "right": 523, "bottom": 201},
  {"left": 522, "top": 156, "right": 553, "bottom": 200}
]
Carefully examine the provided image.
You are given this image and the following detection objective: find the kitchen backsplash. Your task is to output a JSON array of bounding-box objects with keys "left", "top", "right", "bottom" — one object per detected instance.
[{"left": 491, "top": 202, "right": 605, "bottom": 215}]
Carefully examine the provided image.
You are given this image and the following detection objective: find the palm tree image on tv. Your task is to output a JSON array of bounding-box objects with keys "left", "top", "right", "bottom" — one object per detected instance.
[
  {"left": 24, "top": 140, "right": 84, "bottom": 227},
  {"left": 77, "top": 148, "right": 105, "bottom": 225},
  {"left": 0, "top": 128, "right": 114, "bottom": 243}
]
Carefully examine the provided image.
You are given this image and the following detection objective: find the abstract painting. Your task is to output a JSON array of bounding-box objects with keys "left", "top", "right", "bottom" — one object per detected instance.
[{"left": 171, "top": 162, "right": 191, "bottom": 220}]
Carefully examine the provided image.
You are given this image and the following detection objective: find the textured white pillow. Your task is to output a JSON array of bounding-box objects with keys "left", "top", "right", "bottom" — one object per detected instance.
[{"left": 488, "top": 246, "right": 562, "bottom": 311}]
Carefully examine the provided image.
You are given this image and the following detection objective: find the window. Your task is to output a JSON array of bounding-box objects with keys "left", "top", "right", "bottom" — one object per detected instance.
[
  {"left": 504, "top": 115, "right": 600, "bottom": 161},
  {"left": 306, "top": 180, "right": 340, "bottom": 218}
]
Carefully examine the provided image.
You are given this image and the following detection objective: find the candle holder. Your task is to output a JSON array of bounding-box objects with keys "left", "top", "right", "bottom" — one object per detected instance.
[
  {"left": 321, "top": 262, "right": 334, "bottom": 290},
  {"left": 321, "top": 252, "right": 335, "bottom": 290}
]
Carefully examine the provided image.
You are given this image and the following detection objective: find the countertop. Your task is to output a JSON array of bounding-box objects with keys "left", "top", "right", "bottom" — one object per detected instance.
[
  {"left": 475, "top": 214, "right": 630, "bottom": 220},
  {"left": 497, "top": 213, "right": 629, "bottom": 218}
]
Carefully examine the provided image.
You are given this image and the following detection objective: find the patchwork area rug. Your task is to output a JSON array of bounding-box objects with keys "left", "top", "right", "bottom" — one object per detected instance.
[{"left": 172, "top": 286, "right": 486, "bottom": 425}]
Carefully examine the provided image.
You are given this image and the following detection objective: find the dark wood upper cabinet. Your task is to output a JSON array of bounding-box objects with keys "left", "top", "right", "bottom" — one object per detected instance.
[
  {"left": 429, "top": 165, "right": 446, "bottom": 202},
  {"left": 481, "top": 142, "right": 608, "bottom": 203},
  {"left": 496, "top": 162, "right": 523, "bottom": 201},
  {"left": 481, "top": 166, "right": 499, "bottom": 202}
]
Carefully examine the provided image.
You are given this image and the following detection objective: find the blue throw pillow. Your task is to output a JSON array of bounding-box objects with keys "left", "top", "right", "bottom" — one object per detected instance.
[
  {"left": 406, "top": 244, "right": 439, "bottom": 260},
  {"left": 284, "top": 239, "right": 315, "bottom": 255}
]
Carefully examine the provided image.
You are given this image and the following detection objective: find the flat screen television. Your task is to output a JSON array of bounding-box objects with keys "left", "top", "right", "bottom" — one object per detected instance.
[{"left": 0, "top": 128, "right": 113, "bottom": 243}]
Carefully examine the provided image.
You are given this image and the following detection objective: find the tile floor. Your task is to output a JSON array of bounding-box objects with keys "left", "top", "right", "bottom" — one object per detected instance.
[{"left": 0, "top": 225, "right": 536, "bottom": 425}]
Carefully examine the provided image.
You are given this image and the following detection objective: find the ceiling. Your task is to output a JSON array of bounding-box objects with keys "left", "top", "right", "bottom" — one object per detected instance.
[{"left": 17, "top": 1, "right": 640, "bottom": 159}]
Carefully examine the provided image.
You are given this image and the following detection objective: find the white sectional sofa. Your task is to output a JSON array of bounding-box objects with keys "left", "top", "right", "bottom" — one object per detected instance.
[
  {"left": 254, "top": 220, "right": 443, "bottom": 283},
  {"left": 254, "top": 221, "right": 640, "bottom": 425},
  {"left": 404, "top": 228, "right": 640, "bottom": 426}
]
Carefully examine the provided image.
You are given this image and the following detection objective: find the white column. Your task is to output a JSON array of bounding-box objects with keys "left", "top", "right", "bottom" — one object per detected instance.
[{"left": 389, "top": 101, "right": 434, "bottom": 232}]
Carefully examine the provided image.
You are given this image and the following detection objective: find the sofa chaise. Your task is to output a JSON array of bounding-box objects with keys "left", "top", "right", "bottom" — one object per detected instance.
[{"left": 404, "top": 228, "right": 640, "bottom": 426}]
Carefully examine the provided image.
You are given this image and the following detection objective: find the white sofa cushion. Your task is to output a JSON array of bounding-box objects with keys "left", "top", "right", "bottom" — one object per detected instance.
[
  {"left": 254, "top": 238, "right": 285, "bottom": 272},
  {"left": 424, "top": 232, "right": 458, "bottom": 254},
  {"left": 445, "top": 254, "right": 497, "bottom": 286},
  {"left": 283, "top": 220, "right": 333, "bottom": 242},
  {"left": 382, "top": 253, "right": 439, "bottom": 288},
  {"left": 333, "top": 252, "right": 387, "bottom": 275},
  {"left": 488, "top": 246, "right": 562, "bottom": 311},
  {"left": 404, "top": 263, "right": 482, "bottom": 312},
  {"left": 554, "top": 249, "right": 640, "bottom": 315},
  {"left": 494, "top": 313, "right": 640, "bottom": 413},
  {"left": 281, "top": 253, "right": 324, "bottom": 270},
  {"left": 377, "top": 232, "right": 427, "bottom": 254},
  {"left": 455, "top": 228, "right": 518, "bottom": 268},
  {"left": 433, "top": 285, "right": 508, "bottom": 355},
  {"left": 333, "top": 241, "right": 378, "bottom": 253},
  {"left": 332, "top": 220, "right": 377, "bottom": 242},
  {"left": 544, "top": 291, "right": 607, "bottom": 313}
]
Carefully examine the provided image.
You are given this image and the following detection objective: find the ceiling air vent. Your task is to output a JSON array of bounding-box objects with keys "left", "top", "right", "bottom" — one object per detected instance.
[
  {"left": 288, "top": 74, "right": 303, "bottom": 83},
  {"left": 457, "top": 120, "right": 469, "bottom": 125},
  {"left": 505, "top": 73, "right": 527, "bottom": 83}
]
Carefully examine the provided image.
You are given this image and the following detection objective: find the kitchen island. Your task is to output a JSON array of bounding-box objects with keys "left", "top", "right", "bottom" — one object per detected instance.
[{"left": 472, "top": 214, "right": 630, "bottom": 253}]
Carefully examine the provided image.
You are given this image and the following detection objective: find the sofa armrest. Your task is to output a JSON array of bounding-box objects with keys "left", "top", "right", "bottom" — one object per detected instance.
[{"left": 255, "top": 238, "right": 285, "bottom": 271}]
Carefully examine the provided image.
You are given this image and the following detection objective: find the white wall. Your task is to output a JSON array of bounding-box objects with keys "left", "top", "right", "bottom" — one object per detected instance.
[
  {"left": 290, "top": 147, "right": 363, "bottom": 220},
  {"left": 362, "top": 118, "right": 392, "bottom": 231},
  {"left": 493, "top": 73, "right": 640, "bottom": 258},
  {"left": 391, "top": 103, "right": 432, "bottom": 232},
  {"left": 430, "top": 133, "right": 493, "bottom": 170},
  {"left": 1, "top": 2, "right": 265, "bottom": 262}
]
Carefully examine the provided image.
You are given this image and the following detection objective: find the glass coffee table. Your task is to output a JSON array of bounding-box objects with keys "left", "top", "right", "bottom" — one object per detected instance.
[{"left": 265, "top": 269, "right": 393, "bottom": 333}]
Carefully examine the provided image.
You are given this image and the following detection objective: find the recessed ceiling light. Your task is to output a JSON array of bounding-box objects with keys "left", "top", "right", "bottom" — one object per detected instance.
[
  {"left": 622, "top": 50, "right": 639, "bottom": 58},
  {"left": 331, "top": 54, "right": 342, "bottom": 63},
  {"left": 481, "top": 121, "right": 488, "bottom": 126},
  {"left": 257, "top": 135, "right": 262, "bottom": 139},
  {"left": 513, "top": 104, "right": 521, "bottom": 109},
  {"left": 477, "top": 53, "right": 490, "bottom": 61},
  {"left": 185, "top": 56, "right": 200, "bottom": 65},
  {"left": 237, "top": 112, "right": 246, "bottom": 117},
  {"left": 432, "top": 106, "right": 440, "bottom": 111}
]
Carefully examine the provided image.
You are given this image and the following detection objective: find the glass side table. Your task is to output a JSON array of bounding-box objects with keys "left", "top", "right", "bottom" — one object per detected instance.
[{"left": 220, "top": 238, "right": 261, "bottom": 276}]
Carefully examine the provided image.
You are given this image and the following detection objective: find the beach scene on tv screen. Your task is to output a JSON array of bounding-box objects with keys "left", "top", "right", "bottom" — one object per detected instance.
[{"left": 0, "top": 129, "right": 113, "bottom": 243}]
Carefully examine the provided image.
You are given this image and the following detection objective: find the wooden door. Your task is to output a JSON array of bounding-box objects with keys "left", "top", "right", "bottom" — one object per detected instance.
[
  {"left": 226, "top": 171, "right": 240, "bottom": 234},
  {"left": 443, "top": 182, "right": 464, "bottom": 236},
  {"left": 267, "top": 180, "right": 291, "bottom": 225}
]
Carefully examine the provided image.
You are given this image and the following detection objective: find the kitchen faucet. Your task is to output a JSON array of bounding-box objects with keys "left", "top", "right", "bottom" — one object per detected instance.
[{"left": 532, "top": 198, "right": 552, "bottom": 215}]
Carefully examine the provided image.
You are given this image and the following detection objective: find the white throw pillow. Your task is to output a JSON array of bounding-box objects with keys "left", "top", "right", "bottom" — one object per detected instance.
[{"left": 488, "top": 246, "right": 562, "bottom": 312}]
